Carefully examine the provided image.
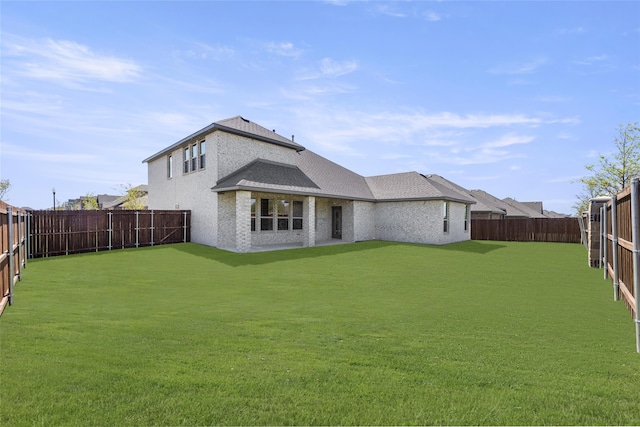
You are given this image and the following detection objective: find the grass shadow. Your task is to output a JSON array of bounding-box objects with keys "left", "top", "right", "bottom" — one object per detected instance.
[
  {"left": 170, "top": 240, "right": 403, "bottom": 267},
  {"left": 170, "top": 239, "right": 506, "bottom": 266},
  {"left": 430, "top": 239, "right": 508, "bottom": 254}
]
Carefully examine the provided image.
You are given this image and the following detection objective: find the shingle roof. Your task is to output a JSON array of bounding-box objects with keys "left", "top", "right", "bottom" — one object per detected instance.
[
  {"left": 424, "top": 174, "right": 498, "bottom": 212},
  {"left": 215, "top": 116, "right": 303, "bottom": 149},
  {"left": 143, "top": 116, "right": 303, "bottom": 163},
  {"left": 503, "top": 197, "right": 548, "bottom": 218},
  {"left": 296, "top": 150, "right": 374, "bottom": 200},
  {"left": 212, "top": 159, "right": 320, "bottom": 194},
  {"left": 366, "top": 172, "right": 475, "bottom": 203}
]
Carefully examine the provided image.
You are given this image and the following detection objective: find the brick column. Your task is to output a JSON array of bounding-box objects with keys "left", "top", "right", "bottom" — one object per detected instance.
[
  {"left": 236, "top": 191, "right": 252, "bottom": 253},
  {"left": 303, "top": 196, "right": 316, "bottom": 247}
]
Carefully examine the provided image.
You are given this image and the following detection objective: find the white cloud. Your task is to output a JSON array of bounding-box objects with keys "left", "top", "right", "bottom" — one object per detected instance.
[
  {"left": 377, "top": 4, "right": 406, "bottom": 18},
  {"left": 573, "top": 54, "right": 608, "bottom": 66},
  {"left": 3, "top": 36, "right": 141, "bottom": 86},
  {"left": 2, "top": 142, "right": 96, "bottom": 163},
  {"left": 489, "top": 58, "right": 547, "bottom": 75},
  {"left": 320, "top": 57, "right": 358, "bottom": 77},
  {"left": 424, "top": 10, "right": 442, "bottom": 22},
  {"left": 297, "top": 57, "right": 358, "bottom": 80},
  {"left": 266, "top": 41, "right": 304, "bottom": 58},
  {"left": 481, "top": 133, "right": 535, "bottom": 148}
]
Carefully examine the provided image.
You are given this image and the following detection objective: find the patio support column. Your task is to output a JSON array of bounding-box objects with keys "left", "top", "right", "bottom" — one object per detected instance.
[
  {"left": 303, "top": 196, "right": 316, "bottom": 248},
  {"left": 236, "top": 191, "right": 251, "bottom": 253}
]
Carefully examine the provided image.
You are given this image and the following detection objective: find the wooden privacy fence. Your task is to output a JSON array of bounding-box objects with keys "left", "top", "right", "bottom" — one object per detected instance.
[
  {"left": 30, "top": 210, "right": 191, "bottom": 258},
  {"left": 601, "top": 179, "right": 640, "bottom": 353},
  {"left": 471, "top": 218, "right": 581, "bottom": 243},
  {"left": 0, "top": 201, "right": 28, "bottom": 316}
]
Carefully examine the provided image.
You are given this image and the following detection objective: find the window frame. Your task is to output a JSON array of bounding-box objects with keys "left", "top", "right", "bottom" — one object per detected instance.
[{"left": 443, "top": 201, "right": 450, "bottom": 234}]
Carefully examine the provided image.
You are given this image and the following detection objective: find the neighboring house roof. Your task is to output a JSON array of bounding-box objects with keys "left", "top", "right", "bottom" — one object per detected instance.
[
  {"left": 522, "top": 201, "right": 544, "bottom": 215},
  {"left": 469, "top": 190, "right": 524, "bottom": 218},
  {"left": 102, "top": 185, "right": 149, "bottom": 210},
  {"left": 544, "top": 210, "right": 571, "bottom": 218},
  {"left": 425, "top": 174, "right": 501, "bottom": 214},
  {"left": 143, "top": 116, "right": 303, "bottom": 164},
  {"left": 502, "top": 197, "right": 548, "bottom": 218}
]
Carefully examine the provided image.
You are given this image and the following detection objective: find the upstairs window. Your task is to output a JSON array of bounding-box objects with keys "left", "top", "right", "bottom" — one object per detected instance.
[
  {"left": 183, "top": 146, "right": 190, "bottom": 174},
  {"left": 191, "top": 143, "right": 198, "bottom": 172},
  {"left": 167, "top": 155, "right": 173, "bottom": 179},
  {"left": 199, "top": 140, "right": 206, "bottom": 169}
]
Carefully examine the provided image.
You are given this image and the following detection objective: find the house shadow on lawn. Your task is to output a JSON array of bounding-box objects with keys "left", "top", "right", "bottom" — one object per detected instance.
[
  {"left": 432, "top": 240, "right": 507, "bottom": 255},
  {"left": 170, "top": 239, "right": 505, "bottom": 267}
]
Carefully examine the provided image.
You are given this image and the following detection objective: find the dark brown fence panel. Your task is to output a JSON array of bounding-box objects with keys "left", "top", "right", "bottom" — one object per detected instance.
[
  {"left": 29, "top": 210, "right": 190, "bottom": 258},
  {"left": 471, "top": 218, "right": 581, "bottom": 243},
  {"left": 1, "top": 201, "right": 28, "bottom": 316}
]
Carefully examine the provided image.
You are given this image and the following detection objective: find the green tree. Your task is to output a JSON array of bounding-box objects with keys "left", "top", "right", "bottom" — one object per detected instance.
[
  {"left": 0, "top": 179, "right": 10, "bottom": 201},
  {"left": 575, "top": 123, "right": 640, "bottom": 215},
  {"left": 120, "top": 183, "right": 146, "bottom": 210},
  {"left": 82, "top": 193, "right": 99, "bottom": 210}
]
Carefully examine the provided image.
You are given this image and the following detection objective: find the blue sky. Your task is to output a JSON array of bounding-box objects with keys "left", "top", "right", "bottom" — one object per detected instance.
[{"left": 1, "top": 1, "right": 639, "bottom": 213}]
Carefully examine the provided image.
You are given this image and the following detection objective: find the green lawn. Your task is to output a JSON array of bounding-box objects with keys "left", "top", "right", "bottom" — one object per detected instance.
[{"left": 1, "top": 241, "right": 638, "bottom": 426}]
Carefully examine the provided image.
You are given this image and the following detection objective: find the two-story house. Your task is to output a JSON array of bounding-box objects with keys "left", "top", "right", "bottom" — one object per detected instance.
[{"left": 143, "top": 116, "right": 475, "bottom": 252}]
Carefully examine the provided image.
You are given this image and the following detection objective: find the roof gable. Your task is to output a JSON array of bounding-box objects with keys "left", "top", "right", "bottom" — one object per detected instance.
[
  {"left": 143, "top": 116, "right": 304, "bottom": 164},
  {"left": 212, "top": 159, "right": 320, "bottom": 194}
]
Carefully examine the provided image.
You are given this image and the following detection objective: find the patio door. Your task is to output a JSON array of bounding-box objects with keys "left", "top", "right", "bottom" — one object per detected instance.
[{"left": 332, "top": 206, "right": 342, "bottom": 239}]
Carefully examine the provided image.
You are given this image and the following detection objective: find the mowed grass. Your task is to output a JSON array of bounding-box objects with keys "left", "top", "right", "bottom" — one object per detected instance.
[{"left": 1, "top": 240, "right": 639, "bottom": 426}]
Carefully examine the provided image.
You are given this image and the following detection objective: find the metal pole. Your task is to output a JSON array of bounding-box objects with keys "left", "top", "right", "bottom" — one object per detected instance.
[
  {"left": 7, "top": 207, "right": 14, "bottom": 305},
  {"left": 611, "top": 193, "right": 619, "bottom": 301},
  {"left": 108, "top": 211, "right": 113, "bottom": 250},
  {"left": 135, "top": 211, "right": 139, "bottom": 248},
  {"left": 183, "top": 211, "right": 187, "bottom": 242},
  {"left": 631, "top": 178, "right": 640, "bottom": 353}
]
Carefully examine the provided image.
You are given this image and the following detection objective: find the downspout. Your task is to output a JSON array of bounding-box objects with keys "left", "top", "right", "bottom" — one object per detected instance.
[
  {"left": 630, "top": 178, "right": 640, "bottom": 353},
  {"left": 611, "top": 193, "right": 619, "bottom": 301}
]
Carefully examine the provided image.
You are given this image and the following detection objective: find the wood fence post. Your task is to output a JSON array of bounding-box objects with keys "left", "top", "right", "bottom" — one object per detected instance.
[
  {"left": 7, "top": 207, "right": 14, "bottom": 306},
  {"left": 630, "top": 177, "right": 640, "bottom": 353},
  {"left": 611, "top": 193, "right": 619, "bottom": 301},
  {"left": 135, "top": 211, "right": 140, "bottom": 248},
  {"left": 150, "top": 210, "right": 155, "bottom": 246}
]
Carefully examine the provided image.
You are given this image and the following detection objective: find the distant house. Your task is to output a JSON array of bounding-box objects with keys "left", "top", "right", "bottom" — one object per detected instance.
[
  {"left": 143, "top": 116, "right": 476, "bottom": 252},
  {"left": 101, "top": 185, "right": 148, "bottom": 210}
]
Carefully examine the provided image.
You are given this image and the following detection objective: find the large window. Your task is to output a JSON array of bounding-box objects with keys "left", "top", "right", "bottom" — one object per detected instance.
[
  {"left": 251, "top": 198, "right": 256, "bottom": 231},
  {"left": 254, "top": 198, "right": 303, "bottom": 232},
  {"left": 277, "top": 200, "right": 290, "bottom": 230},
  {"left": 443, "top": 201, "right": 450, "bottom": 233},
  {"left": 260, "top": 199, "right": 274, "bottom": 231},
  {"left": 292, "top": 201, "right": 303, "bottom": 230}
]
